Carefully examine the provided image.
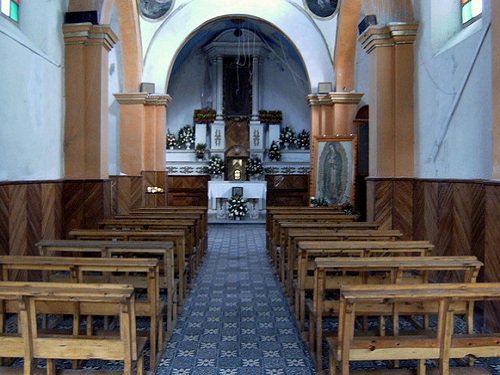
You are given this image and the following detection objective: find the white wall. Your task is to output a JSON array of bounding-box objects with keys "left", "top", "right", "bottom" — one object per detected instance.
[
  {"left": 108, "top": 5, "right": 122, "bottom": 175},
  {"left": 0, "top": 1, "right": 67, "bottom": 181},
  {"left": 166, "top": 48, "right": 310, "bottom": 138},
  {"left": 414, "top": 0, "right": 492, "bottom": 178}
]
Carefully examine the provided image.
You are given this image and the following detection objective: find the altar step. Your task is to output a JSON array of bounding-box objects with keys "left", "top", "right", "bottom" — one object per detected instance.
[{"left": 207, "top": 212, "right": 266, "bottom": 224}]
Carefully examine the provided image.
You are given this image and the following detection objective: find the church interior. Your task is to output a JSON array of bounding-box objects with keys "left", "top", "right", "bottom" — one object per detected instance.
[{"left": 2, "top": 0, "right": 500, "bottom": 373}]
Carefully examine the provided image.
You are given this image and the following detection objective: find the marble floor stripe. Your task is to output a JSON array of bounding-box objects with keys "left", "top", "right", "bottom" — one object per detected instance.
[{"left": 157, "top": 224, "right": 315, "bottom": 375}]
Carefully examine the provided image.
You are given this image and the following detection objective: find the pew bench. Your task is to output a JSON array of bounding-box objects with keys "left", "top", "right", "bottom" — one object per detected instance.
[
  {"left": 36, "top": 239, "right": 177, "bottom": 331},
  {"left": 0, "top": 281, "right": 145, "bottom": 375},
  {"left": 276, "top": 224, "right": 388, "bottom": 290},
  {"left": 309, "top": 256, "right": 483, "bottom": 372},
  {"left": 66, "top": 230, "right": 189, "bottom": 303},
  {"left": 294, "top": 241, "right": 434, "bottom": 331},
  {"left": 327, "top": 283, "right": 500, "bottom": 375},
  {"left": 98, "top": 218, "right": 202, "bottom": 279},
  {"left": 0, "top": 255, "right": 163, "bottom": 370}
]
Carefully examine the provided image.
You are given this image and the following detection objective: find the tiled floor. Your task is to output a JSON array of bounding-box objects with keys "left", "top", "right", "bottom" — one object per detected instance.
[
  {"left": 156, "top": 224, "right": 500, "bottom": 375},
  {"left": 157, "top": 224, "right": 315, "bottom": 375}
]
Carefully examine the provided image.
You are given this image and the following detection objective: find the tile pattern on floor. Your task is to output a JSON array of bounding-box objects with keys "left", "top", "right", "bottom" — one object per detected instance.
[{"left": 157, "top": 224, "right": 315, "bottom": 375}]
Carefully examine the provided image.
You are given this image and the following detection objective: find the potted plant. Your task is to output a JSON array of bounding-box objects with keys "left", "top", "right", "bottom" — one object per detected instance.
[
  {"left": 193, "top": 108, "right": 216, "bottom": 124},
  {"left": 245, "top": 155, "right": 264, "bottom": 180},
  {"left": 166, "top": 131, "right": 178, "bottom": 149},
  {"left": 195, "top": 143, "right": 206, "bottom": 160},
  {"left": 268, "top": 141, "right": 281, "bottom": 161},
  {"left": 296, "top": 129, "right": 310, "bottom": 150},
  {"left": 279, "top": 126, "right": 296, "bottom": 150},
  {"left": 204, "top": 155, "right": 224, "bottom": 179},
  {"left": 178, "top": 125, "right": 195, "bottom": 149},
  {"left": 227, "top": 194, "right": 248, "bottom": 220}
]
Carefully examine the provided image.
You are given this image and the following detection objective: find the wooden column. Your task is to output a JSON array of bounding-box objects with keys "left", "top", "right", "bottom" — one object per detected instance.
[
  {"left": 114, "top": 93, "right": 148, "bottom": 176},
  {"left": 144, "top": 95, "right": 171, "bottom": 171},
  {"left": 63, "top": 23, "right": 117, "bottom": 179},
  {"left": 359, "top": 23, "right": 418, "bottom": 177}
]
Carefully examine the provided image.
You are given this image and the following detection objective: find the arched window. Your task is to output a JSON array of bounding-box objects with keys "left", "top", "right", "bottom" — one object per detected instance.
[
  {"left": 461, "top": 0, "right": 482, "bottom": 26},
  {"left": 1, "top": 0, "right": 19, "bottom": 22}
]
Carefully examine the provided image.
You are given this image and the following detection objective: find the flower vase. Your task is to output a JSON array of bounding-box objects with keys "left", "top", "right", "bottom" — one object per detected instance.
[
  {"left": 284, "top": 142, "right": 289, "bottom": 150},
  {"left": 185, "top": 142, "right": 191, "bottom": 149},
  {"left": 235, "top": 216, "right": 240, "bottom": 221},
  {"left": 169, "top": 146, "right": 174, "bottom": 150}
]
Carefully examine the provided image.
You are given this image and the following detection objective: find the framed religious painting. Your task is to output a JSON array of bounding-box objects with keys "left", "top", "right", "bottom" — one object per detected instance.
[{"left": 310, "top": 135, "right": 356, "bottom": 206}]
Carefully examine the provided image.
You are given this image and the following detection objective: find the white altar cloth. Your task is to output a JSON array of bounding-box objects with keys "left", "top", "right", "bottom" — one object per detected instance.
[{"left": 208, "top": 181, "right": 267, "bottom": 210}]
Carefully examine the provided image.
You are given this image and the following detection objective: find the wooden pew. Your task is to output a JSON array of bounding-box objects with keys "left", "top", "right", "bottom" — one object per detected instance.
[
  {"left": 0, "top": 281, "right": 145, "bottom": 375},
  {"left": 127, "top": 207, "right": 208, "bottom": 256},
  {"left": 328, "top": 283, "right": 500, "bottom": 375},
  {"left": 37, "top": 239, "right": 177, "bottom": 329},
  {"left": 98, "top": 217, "right": 202, "bottom": 279},
  {"left": 266, "top": 211, "right": 355, "bottom": 259},
  {"left": 309, "top": 256, "right": 483, "bottom": 370},
  {"left": 294, "top": 241, "right": 434, "bottom": 331},
  {"left": 66, "top": 230, "right": 189, "bottom": 303},
  {"left": 275, "top": 224, "right": 383, "bottom": 288},
  {"left": 0, "top": 255, "right": 164, "bottom": 370}
]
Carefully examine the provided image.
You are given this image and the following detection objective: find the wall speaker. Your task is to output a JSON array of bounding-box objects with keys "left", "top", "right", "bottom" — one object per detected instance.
[
  {"left": 140, "top": 82, "right": 155, "bottom": 94},
  {"left": 358, "top": 15, "right": 377, "bottom": 35},
  {"left": 65, "top": 11, "right": 99, "bottom": 25}
]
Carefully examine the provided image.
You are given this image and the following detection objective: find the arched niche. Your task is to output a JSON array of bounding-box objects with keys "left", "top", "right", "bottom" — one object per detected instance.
[{"left": 143, "top": 0, "right": 335, "bottom": 93}]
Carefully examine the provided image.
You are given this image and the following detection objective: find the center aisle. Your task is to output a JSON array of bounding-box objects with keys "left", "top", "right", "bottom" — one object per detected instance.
[{"left": 157, "top": 224, "right": 315, "bottom": 375}]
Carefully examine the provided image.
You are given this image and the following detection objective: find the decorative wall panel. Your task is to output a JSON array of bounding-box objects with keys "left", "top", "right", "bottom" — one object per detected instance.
[
  {"left": 266, "top": 175, "right": 309, "bottom": 206},
  {"left": 367, "top": 177, "right": 500, "bottom": 330},
  {"left": 167, "top": 176, "right": 209, "bottom": 206}
]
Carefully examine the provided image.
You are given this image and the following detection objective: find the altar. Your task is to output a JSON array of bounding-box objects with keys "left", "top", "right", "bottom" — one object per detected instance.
[{"left": 208, "top": 181, "right": 267, "bottom": 221}]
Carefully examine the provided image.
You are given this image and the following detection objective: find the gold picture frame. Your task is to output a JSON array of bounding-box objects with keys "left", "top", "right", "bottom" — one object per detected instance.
[{"left": 310, "top": 135, "right": 356, "bottom": 206}]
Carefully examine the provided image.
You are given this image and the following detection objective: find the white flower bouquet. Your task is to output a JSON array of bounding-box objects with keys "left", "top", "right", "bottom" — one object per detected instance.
[
  {"left": 245, "top": 155, "right": 264, "bottom": 176},
  {"left": 268, "top": 141, "right": 281, "bottom": 161},
  {"left": 205, "top": 155, "right": 224, "bottom": 175},
  {"left": 178, "top": 125, "right": 195, "bottom": 148},
  {"left": 279, "top": 126, "right": 296, "bottom": 148},
  {"left": 227, "top": 194, "right": 248, "bottom": 219}
]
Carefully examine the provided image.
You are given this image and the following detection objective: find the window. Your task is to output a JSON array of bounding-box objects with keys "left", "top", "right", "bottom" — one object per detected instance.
[
  {"left": 461, "top": 0, "right": 482, "bottom": 26},
  {"left": 1, "top": 0, "right": 19, "bottom": 22}
]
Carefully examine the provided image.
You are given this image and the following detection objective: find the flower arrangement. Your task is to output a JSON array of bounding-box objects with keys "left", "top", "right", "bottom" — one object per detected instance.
[
  {"left": 279, "top": 126, "right": 296, "bottom": 149},
  {"left": 296, "top": 129, "right": 310, "bottom": 149},
  {"left": 146, "top": 186, "right": 164, "bottom": 194},
  {"left": 227, "top": 194, "right": 248, "bottom": 219},
  {"left": 195, "top": 143, "right": 206, "bottom": 159},
  {"left": 178, "top": 125, "right": 195, "bottom": 148},
  {"left": 310, "top": 196, "right": 328, "bottom": 207},
  {"left": 166, "top": 132, "right": 178, "bottom": 149},
  {"left": 259, "top": 110, "right": 282, "bottom": 124},
  {"left": 245, "top": 155, "right": 264, "bottom": 176},
  {"left": 204, "top": 155, "right": 224, "bottom": 175},
  {"left": 193, "top": 108, "right": 216, "bottom": 124},
  {"left": 268, "top": 141, "right": 281, "bottom": 161}
]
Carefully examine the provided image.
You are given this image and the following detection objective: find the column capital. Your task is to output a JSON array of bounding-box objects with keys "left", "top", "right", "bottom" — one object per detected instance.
[
  {"left": 359, "top": 23, "right": 419, "bottom": 54},
  {"left": 114, "top": 92, "right": 149, "bottom": 105},
  {"left": 63, "top": 23, "right": 118, "bottom": 51},
  {"left": 145, "top": 94, "right": 172, "bottom": 107},
  {"left": 307, "top": 92, "right": 364, "bottom": 106}
]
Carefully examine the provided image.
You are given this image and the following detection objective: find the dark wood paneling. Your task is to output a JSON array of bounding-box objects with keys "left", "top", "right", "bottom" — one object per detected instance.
[
  {"left": 0, "top": 185, "right": 9, "bottom": 255},
  {"left": 111, "top": 176, "right": 143, "bottom": 215},
  {"left": 9, "top": 185, "right": 28, "bottom": 256},
  {"left": 484, "top": 184, "right": 500, "bottom": 330},
  {"left": 143, "top": 171, "right": 167, "bottom": 207},
  {"left": 26, "top": 184, "right": 42, "bottom": 256},
  {"left": 392, "top": 180, "right": 413, "bottom": 240},
  {"left": 373, "top": 179, "right": 393, "bottom": 230},
  {"left": 367, "top": 177, "right": 500, "bottom": 329},
  {"left": 266, "top": 175, "right": 309, "bottom": 206},
  {"left": 167, "top": 176, "right": 209, "bottom": 206},
  {"left": 41, "top": 183, "right": 62, "bottom": 241}
]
